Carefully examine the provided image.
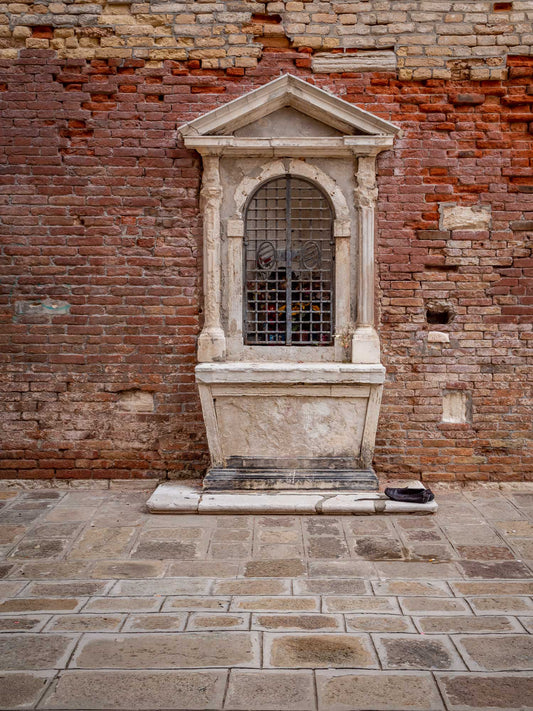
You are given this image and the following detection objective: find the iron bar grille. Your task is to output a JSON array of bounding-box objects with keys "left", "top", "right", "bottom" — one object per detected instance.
[{"left": 244, "top": 176, "right": 334, "bottom": 346}]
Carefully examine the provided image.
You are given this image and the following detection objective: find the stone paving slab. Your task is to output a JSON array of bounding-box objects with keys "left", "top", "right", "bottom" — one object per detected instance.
[
  {"left": 122, "top": 613, "right": 187, "bottom": 632},
  {"left": 39, "top": 670, "right": 227, "bottom": 710},
  {"left": 316, "top": 670, "right": 445, "bottom": 710},
  {"left": 0, "top": 633, "right": 78, "bottom": 670},
  {"left": 72, "top": 632, "right": 261, "bottom": 669},
  {"left": 0, "top": 598, "right": 85, "bottom": 614},
  {"left": 109, "top": 578, "right": 211, "bottom": 596},
  {"left": 20, "top": 580, "right": 112, "bottom": 598},
  {"left": 44, "top": 614, "right": 125, "bottom": 632},
  {"left": 414, "top": 615, "right": 525, "bottom": 635},
  {"left": 435, "top": 672, "right": 533, "bottom": 711},
  {"left": 0, "top": 671, "right": 54, "bottom": 710},
  {"left": 398, "top": 596, "right": 471, "bottom": 615},
  {"left": 265, "top": 632, "right": 378, "bottom": 669},
  {"left": 454, "top": 634, "right": 533, "bottom": 671},
  {"left": 0, "top": 615, "right": 50, "bottom": 633},
  {"left": 0, "top": 483, "right": 531, "bottom": 710},
  {"left": 82, "top": 596, "right": 163, "bottom": 613},
  {"left": 252, "top": 612, "right": 343, "bottom": 632},
  {"left": 225, "top": 669, "right": 316, "bottom": 710},
  {"left": 374, "top": 634, "right": 467, "bottom": 671}
]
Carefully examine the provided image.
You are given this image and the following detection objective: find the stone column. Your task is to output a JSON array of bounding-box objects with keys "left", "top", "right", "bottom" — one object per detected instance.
[
  {"left": 197, "top": 154, "right": 226, "bottom": 363},
  {"left": 352, "top": 154, "right": 380, "bottom": 364}
]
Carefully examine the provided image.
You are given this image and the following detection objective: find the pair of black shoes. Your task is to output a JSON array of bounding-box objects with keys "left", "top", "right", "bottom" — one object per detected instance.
[{"left": 384, "top": 487, "right": 435, "bottom": 504}]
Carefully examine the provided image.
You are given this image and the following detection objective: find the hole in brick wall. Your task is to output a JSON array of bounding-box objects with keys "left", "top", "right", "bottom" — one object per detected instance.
[
  {"left": 32, "top": 25, "right": 53, "bottom": 39},
  {"left": 494, "top": 2, "right": 512, "bottom": 10},
  {"left": 426, "top": 307, "right": 453, "bottom": 325},
  {"left": 424, "top": 264, "right": 459, "bottom": 272},
  {"left": 251, "top": 13, "right": 282, "bottom": 24}
]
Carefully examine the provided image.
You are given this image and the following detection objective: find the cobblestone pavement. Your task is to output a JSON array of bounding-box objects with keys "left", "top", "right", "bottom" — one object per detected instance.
[{"left": 0, "top": 482, "right": 532, "bottom": 710}]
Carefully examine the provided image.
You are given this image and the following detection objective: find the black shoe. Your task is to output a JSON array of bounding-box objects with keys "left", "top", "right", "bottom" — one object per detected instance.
[{"left": 384, "top": 487, "right": 435, "bottom": 504}]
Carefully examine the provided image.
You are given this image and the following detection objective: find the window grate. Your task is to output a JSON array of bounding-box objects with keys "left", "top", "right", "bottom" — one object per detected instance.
[{"left": 244, "top": 176, "right": 334, "bottom": 346}]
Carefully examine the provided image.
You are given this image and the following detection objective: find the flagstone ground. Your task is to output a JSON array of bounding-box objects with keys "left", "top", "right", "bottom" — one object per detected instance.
[{"left": 0, "top": 482, "right": 531, "bottom": 710}]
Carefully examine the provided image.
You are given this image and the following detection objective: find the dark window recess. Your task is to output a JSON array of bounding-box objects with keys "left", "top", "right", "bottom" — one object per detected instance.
[
  {"left": 426, "top": 308, "right": 452, "bottom": 324},
  {"left": 244, "top": 175, "right": 334, "bottom": 346}
]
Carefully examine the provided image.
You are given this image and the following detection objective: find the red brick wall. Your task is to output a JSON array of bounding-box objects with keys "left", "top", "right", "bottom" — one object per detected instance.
[{"left": 1, "top": 49, "right": 532, "bottom": 481}]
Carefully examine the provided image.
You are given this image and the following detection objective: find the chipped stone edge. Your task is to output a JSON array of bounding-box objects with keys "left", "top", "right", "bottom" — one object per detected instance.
[{"left": 146, "top": 482, "right": 437, "bottom": 515}]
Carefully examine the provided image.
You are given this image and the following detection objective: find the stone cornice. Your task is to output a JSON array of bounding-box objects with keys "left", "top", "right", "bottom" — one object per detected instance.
[{"left": 182, "top": 135, "right": 395, "bottom": 157}]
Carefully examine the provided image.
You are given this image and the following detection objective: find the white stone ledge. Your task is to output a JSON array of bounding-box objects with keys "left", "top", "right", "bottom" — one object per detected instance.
[
  {"left": 147, "top": 482, "right": 437, "bottom": 515},
  {"left": 183, "top": 135, "right": 395, "bottom": 158},
  {"left": 195, "top": 362, "right": 386, "bottom": 385},
  {"left": 312, "top": 51, "right": 397, "bottom": 74}
]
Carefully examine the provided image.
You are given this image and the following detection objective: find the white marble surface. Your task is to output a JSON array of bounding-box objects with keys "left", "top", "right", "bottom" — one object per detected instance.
[{"left": 147, "top": 482, "right": 437, "bottom": 515}]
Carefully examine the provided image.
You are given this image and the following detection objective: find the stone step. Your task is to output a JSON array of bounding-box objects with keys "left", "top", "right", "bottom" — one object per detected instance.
[{"left": 147, "top": 482, "right": 438, "bottom": 515}]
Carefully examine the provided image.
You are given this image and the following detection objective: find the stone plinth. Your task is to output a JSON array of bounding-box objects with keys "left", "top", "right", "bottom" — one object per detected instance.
[{"left": 196, "top": 362, "right": 385, "bottom": 491}]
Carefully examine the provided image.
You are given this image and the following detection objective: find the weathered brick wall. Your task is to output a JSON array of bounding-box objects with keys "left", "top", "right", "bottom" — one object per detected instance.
[
  {"left": 1, "top": 1, "right": 532, "bottom": 76},
  {"left": 1, "top": 1, "right": 532, "bottom": 481}
]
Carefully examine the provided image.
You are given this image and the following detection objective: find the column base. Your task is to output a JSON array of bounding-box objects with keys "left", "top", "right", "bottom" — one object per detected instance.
[
  {"left": 352, "top": 326, "right": 381, "bottom": 364},
  {"left": 203, "top": 457, "right": 378, "bottom": 491},
  {"left": 197, "top": 327, "right": 226, "bottom": 362}
]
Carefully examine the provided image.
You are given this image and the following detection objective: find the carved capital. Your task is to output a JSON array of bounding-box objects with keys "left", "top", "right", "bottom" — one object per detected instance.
[
  {"left": 355, "top": 155, "right": 378, "bottom": 207},
  {"left": 200, "top": 155, "right": 221, "bottom": 201}
]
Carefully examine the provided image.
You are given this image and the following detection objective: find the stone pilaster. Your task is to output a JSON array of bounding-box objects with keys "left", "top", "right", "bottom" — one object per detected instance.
[
  {"left": 352, "top": 154, "right": 380, "bottom": 365},
  {"left": 197, "top": 154, "right": 226, "bottom": 362}
]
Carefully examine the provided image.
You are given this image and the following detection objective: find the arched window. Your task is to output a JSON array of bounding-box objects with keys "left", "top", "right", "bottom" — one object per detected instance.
[{"left": 243, "top": 175, "right": 334, "bottom": 346}]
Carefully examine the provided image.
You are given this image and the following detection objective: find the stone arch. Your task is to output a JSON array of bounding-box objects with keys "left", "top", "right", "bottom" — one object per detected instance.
[{"left": 233, "top": 158, "right": 350, "bottom": 224}]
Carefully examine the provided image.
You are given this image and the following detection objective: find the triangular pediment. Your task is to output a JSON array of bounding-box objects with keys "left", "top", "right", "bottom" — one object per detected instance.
[{"left": 178, "top": 74, "right": 400, "bottom": 138}]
